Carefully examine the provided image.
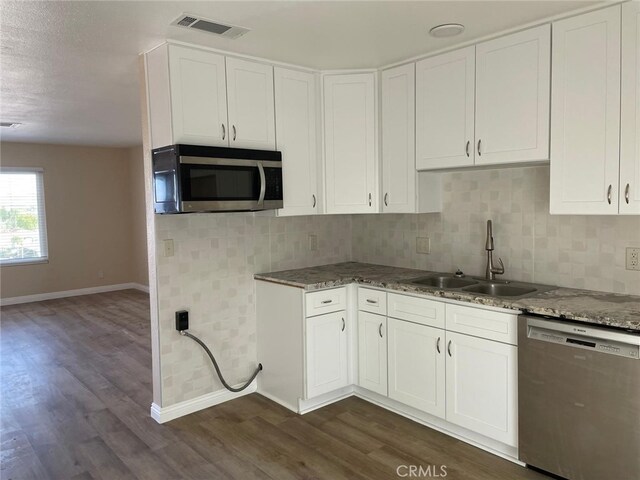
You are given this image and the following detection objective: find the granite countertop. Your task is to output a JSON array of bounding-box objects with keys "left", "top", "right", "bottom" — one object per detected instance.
[{"left": 255, "top": 262, "right": 640, "bottom": 332}]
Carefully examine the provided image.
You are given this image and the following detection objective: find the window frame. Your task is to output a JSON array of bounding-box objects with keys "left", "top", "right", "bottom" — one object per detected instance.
[{"left": 0, "top": 167, "right": 49, "bottom": 266}]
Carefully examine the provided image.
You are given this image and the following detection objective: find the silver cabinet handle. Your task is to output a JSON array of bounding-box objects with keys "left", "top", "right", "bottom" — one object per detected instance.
[
  {"left": 625, "top": 184, "right": 630, "bottom": 204},
  {"left": 447, "top": 340, "right": 452, "bottom": 357},
  {"left": 321, "top": 299, "right": 332, "bottom": 304},
  {"left": 221, "top": 123, "right": 226, "bottom": 140},
  {"left": 341, "top": 317, "right": 345, "bottom": 332},
  {"left": 436, "top": 337, "right": 441, "bottom": 354},
  {"left": 607, "top": 184, "right": 612, "bottom": 205},
  {"left": 366, "top": 299, "right": 378, "bottom": 304},
  {"left": 379, "top": 323, "right": 383, "bottom": 338},
  {"left": 312, "top": 194, "right": 316, "bottom": 208},
  {"left": 368, "top": 193, "right": 372, "bottom": 207},
  {"left": 465, "top": 140, "right": 470, "bottom": 157},
  {"left": 232, "top": 125, "right": 237, "bottom": 141},
  {"left": 477, "top": 139, "right": 482, "bottom": 156},
  {"left": 384, "top": 193, "right": 389, "bottom": 207}
]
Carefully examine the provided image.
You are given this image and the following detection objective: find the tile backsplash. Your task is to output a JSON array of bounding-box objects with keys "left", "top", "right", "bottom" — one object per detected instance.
[
  {"left": 353, "top": 166, "right": 640, "bottom": 295},
  {"left": 155, "top": 213, "right": 351, "bottom": 406},
  {"left": 156, "top": 165, "right": 639, "bottom": 407}
]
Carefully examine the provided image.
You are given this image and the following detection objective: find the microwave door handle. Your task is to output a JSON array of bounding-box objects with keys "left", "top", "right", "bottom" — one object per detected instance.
[{"left": 257, "top": 162, "right": 266, "bottom": 208}]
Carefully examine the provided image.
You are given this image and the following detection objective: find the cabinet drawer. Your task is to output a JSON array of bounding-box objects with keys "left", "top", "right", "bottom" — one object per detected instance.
[
  {"left": 387, "top": 293, "right": 445, "bottom": 329},
  {"left": 358, "top": 288, "right": 387, "bottom": 315},
  {"left": 445, "top": 304, "right": 518, "bottom": 345},
  {"left": 305, "top": 288, "right": 347, "bottom": 317}
]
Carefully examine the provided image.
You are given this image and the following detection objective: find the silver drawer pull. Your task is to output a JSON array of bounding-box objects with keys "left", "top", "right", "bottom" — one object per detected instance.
[
  {"left": 321, "top": 300, "right": 332, "bottom": 304},
  {"left": 447, "top": 340, "right": 452, "bottom": 357},
  {"left": 477, "top": 139, "right": 482, "bottom": 156},
  {"left": 312, "top": 194, "right": 316, "bottom": 208},
  {"left": 366, "top": 299, "right": 378, "bottom": 304},
  {"left": 384, "top": 193, "right": 389, "bottom": 207},
  {"left": 379, "top": 323, "right": 383, "bottom": 338},
  {"left": 436, "top": 337, "right": 441, "bottom": 354},
  {"left": 221, "top": 123, "right": 226, "bottom": 140},
  {"left": 232, "top": 125, "right": 237, "bottom": 141},
  {"left": 465, "top": 140, "right": 470, "bottom": 157},
  {"left": 607, "top": 184, "right": 612, "bottom": 205},
  {"left": 341, "top": 317, "right": 345, "bottom": 332},
  {"left": 368, "top": 193, "right": 372, "bottom": 207}
]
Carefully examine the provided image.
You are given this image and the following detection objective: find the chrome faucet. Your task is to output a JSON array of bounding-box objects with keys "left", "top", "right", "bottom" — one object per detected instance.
[{"left": 485, "top": 220, "right": 505, "bottom": 281}]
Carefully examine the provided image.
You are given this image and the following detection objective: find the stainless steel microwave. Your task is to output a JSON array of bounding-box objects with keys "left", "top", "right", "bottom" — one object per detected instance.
[{"left": 152, "top": 144, "right": 283, "bottom": 214}]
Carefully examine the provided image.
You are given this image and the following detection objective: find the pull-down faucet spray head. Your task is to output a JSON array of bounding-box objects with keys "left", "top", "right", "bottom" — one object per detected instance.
[{"left": 485, "top": 220, "right": 494, "bottom": 251}]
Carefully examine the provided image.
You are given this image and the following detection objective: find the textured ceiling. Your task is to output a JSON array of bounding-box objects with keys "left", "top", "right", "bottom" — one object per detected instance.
[{"left": 0, "top": 1, "right": 601, "bottom": 147}]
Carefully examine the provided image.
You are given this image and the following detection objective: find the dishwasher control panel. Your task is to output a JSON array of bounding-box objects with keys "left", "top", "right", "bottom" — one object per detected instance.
[{"left": 527, "top": 318, "right": 640, "bottom": 360}]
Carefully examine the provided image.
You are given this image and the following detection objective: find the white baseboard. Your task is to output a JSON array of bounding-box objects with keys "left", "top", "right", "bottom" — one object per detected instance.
[
  {"left": 150, "top": 380, "right": 257, "bottom": 424},
  {"left": 0, "top": 282, "right": 150, "bottom": 306}
]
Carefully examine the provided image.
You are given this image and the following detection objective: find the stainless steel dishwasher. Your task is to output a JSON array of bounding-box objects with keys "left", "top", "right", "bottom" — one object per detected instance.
[{"left": 518, "top": 315, "right": 640, "bottom": 480}]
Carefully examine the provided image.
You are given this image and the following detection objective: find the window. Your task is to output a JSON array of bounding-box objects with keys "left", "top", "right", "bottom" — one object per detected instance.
[{"left": 0, "top": 168, "right": 48, "bottom": 265}]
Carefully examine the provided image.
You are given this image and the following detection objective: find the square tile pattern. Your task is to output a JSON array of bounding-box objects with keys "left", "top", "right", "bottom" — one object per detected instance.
[{"left": 157, "top": 166, "right": 640, "bottom": 407}]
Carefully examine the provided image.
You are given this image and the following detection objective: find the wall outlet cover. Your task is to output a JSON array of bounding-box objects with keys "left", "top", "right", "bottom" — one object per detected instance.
[
  {"left": 416, "top": 237, "right": 431, "bottom": 254},
  {"left": 626, "top": 247, "right": 640, "bottom": 271},
  {"left": 308, "top": 234, "right": 318, "bottom": 252}
]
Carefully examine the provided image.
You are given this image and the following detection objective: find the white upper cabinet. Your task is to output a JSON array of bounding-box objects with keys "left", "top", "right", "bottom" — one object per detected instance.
[
  {"left": 168, "top": 45, "right": 228, "bottom": 147},
  {"left": 323, "top": 73, "right": 378, "bottom": 214},
  {"left": 550, "top": 6, "right": 621, "bottom": 214},
  {"left": 381, "top": 63, "right": 416, "bottom": 213},
  {"left": 274, "top": 68, "right": 319, "bottom": 216},
  {"left": 226, "top": 57, "right": 276, "bottom": 150},
  {"left": 416, "top": 46, "right": 475, "bottom": 170},
  {"left": 475, "top": 25, "right": 551, "bottom": 166},
  {"left": 620, "top": 1, "right": 640, "bottom": 214}
]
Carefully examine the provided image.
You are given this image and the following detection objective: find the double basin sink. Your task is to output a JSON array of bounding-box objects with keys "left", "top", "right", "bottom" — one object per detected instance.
[{"left": 407, "top": 274, "right": 549, "bottom": 298}]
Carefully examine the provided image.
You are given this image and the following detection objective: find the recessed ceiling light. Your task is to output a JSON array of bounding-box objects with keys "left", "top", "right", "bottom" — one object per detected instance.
[
  {"left": 429, "top": 23, "right": 465, "bottom": 38},
  {"left": 0, "top": 122, "right": 22, "bottom": 128}
]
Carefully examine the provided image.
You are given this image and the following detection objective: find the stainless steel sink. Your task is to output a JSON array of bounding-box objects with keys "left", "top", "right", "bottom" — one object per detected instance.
[
  {"left": 411, "top": 276, "right": 478, "bottom": 289},
  {"left": 461, "top": 283, "right": 537, "bottom": 297}
]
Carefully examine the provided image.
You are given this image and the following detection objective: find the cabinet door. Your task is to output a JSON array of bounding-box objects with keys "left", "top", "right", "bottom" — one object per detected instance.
[
  {"left": 168, "top": 45, "right": 228, "bottom": 147},
  {"left": 358, "top": 312, "right": 387, "bottom": 396},
  {"left": 550, "top": 6, "right": 621, "bottom": 214},
  {"left": 387, "top": 318, "right": 445, "bottom": 418},
  {"left": 305, "top": 311, "right": 348, "bottom": 399},
  {"left": 226, "top": 57, "right": 276, "bottom": 150},
  {"left": 381, "top": 64, "right": 415, "bottom": 212},
  {"left": 416, "top": 47, "right": 475, "bottom": 170},
  {"left": 620, "top": 1, "right": 640, "bottom": 214},
  {"left": 445, "top": 331, "right": 517, "bottom": 446},
  {"left": 323, "top": 74, "right": 378, "bottom": 214},
  {"left": 274, "top": 68, "right": 319, "bottom": 216},
  {"left": 475, "top": 25, "right": 550, "bottom": 165}
]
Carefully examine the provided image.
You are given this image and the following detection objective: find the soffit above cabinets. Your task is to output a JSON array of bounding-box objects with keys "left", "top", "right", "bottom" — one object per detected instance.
[{"left": 1, "top": 0, "right": 601, "bottom": 147}]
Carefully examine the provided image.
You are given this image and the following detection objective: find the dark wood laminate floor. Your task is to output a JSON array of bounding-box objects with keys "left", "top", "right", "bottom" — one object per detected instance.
[{"left": 1, "top": 290, "right": 551, "bottom": 480}]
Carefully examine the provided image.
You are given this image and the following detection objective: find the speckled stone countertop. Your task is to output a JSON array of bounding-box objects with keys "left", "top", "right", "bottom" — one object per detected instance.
[{"left": 255, "top": 262, "right": 640, "bottom": 332}]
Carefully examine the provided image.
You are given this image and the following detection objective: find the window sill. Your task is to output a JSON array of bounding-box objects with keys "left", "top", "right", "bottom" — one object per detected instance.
[{"left": 0, "top": 258, "right": 49, "bottom": 267}]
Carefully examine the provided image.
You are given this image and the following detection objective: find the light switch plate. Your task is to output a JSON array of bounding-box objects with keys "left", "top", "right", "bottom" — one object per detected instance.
[
  {"left": 163, "top": 239, "right": 175, "bottom": 257},
  {"left": 416, "top": 237, "right": 430, "bottom": 254},
  {"left": 626, "top": 247, "right": 640, "bottom": 271}
]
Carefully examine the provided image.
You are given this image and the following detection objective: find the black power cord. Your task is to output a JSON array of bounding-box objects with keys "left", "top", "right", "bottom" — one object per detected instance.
[{"left": 180, "top": 330, "right": 262, "bottom": 392}]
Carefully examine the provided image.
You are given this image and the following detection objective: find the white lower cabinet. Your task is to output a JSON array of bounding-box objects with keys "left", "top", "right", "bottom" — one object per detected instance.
[
  {"left": 306, "top": 310, "right": 349, "bottom": 399},
  {"left": 387, "top": 317, "right": 445, "bottom": 418},
  {"left": 445, "top": 330, "right": 518, "bottom": 447},
  {"left": 357, "top": 312, "right": 387, "bottom": 396}
]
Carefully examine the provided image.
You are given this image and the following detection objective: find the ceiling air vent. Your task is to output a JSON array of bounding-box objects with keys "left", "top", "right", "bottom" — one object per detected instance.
[{"left": 171, "top": 14, "right": 250, "bottom": 39}]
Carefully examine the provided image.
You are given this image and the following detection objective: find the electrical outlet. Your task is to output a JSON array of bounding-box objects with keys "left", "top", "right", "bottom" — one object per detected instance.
[
  {"left": 308, "top": 234, "right": 318, "bottom": 252},
  {"left": 163, "top": 239, "right": 175, "bottom": 257},
  {"left": 416, "top": 237, "right": 431, "bottom": 254},
  {"left": 626, "top": 247, "right": 640, "bottom": 271}
]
